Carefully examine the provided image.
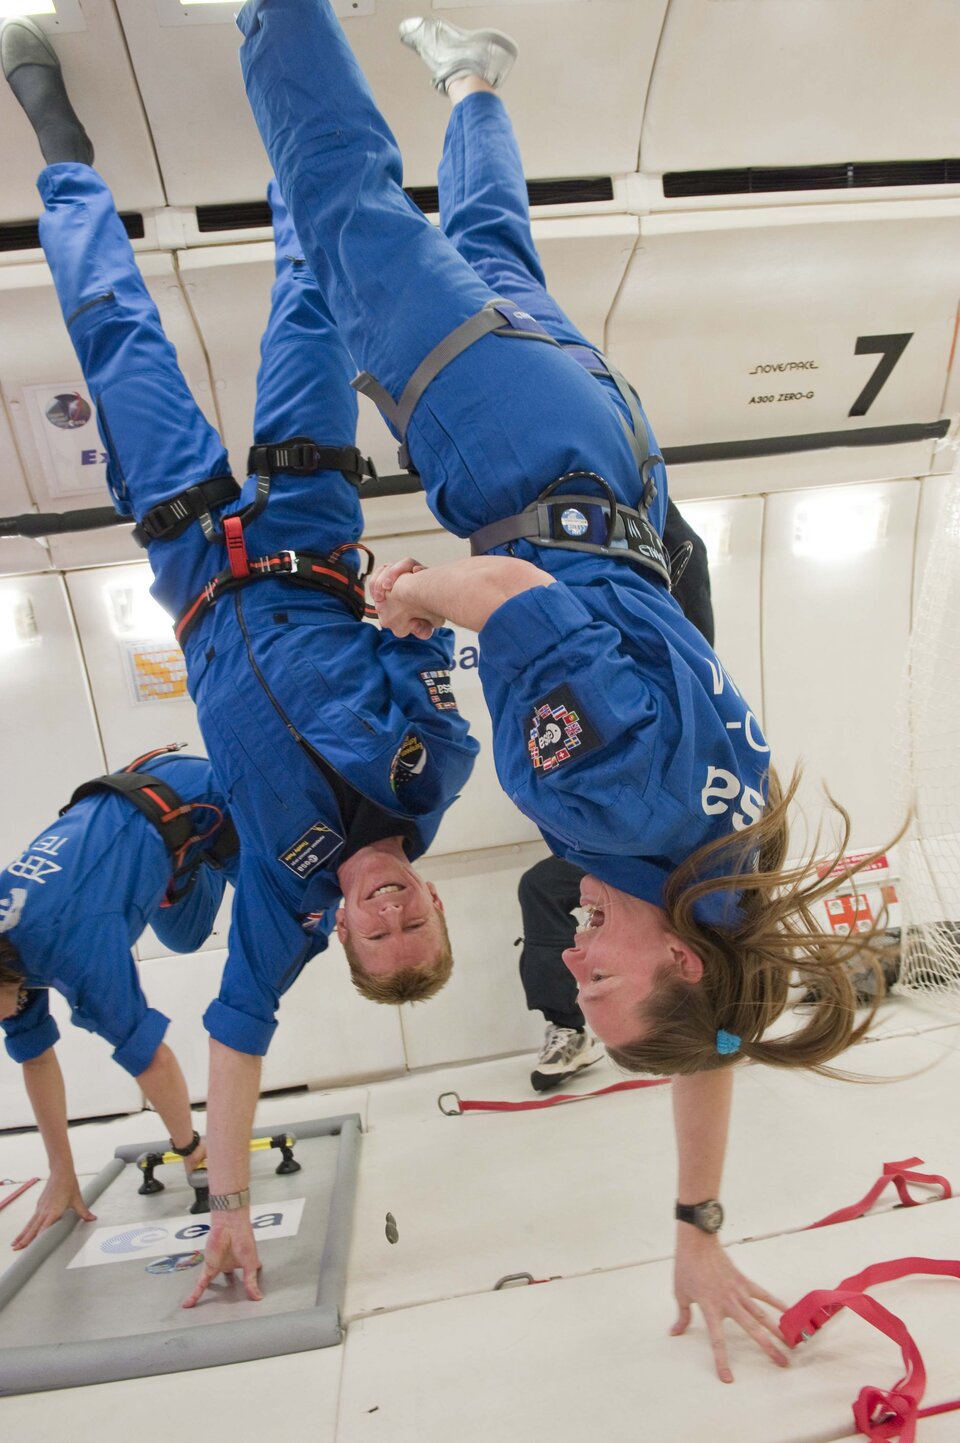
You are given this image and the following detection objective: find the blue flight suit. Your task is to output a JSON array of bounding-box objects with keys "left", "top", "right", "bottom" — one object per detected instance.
[
  {"left": 0, "top": 754, "right": 237, "bottom": 1076},
  {"left": 38, "top": 168, "right": 478, "bottom": 1057},
  {"left": 237, "top": 0, "right": 770, "bottom": 926}
]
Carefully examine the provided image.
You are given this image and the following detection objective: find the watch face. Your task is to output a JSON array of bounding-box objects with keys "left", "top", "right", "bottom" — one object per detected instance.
[{"left": 696, "top": 1200, "right": 724, "bottom": 1233}]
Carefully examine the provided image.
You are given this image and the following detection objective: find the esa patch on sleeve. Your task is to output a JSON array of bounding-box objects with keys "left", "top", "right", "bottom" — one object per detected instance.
[
  {"left": 278, "top": 821, "right": 343, "bottom": 879},
  {"left": 527, "top": 687, "right": 601, "bottom": 773},
  {"left": 418, "top": 669, "right": 458, "bottom": 711}
]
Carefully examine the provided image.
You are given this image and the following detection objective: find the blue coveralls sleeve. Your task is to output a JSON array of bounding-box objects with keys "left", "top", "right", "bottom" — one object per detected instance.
[
  {"left": 478, "top": 584, "right": 666, "bottom": 853},
  {"left": 149, "top": 864, "right": 229, "bottom": 954},
  {"left": 2, "top": 992, "right": 60, "bottom": 1064},
  {"left": 204, "top": 851, "right": 327, "bottom": 1057},
  {"left": 65, "top": 916, "right": 170, "bottom": 1077}
]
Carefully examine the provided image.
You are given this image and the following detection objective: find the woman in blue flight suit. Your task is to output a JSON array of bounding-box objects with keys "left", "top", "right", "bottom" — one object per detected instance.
[
  {"left": 2, "top": 12, "right": 478, "bottom": 1303},
  {"left": 0, "top": 749, "right": 237, "bottom": 1250},
  {"left": 234, "top": 0, "right": 886, "bottom": 1378}
]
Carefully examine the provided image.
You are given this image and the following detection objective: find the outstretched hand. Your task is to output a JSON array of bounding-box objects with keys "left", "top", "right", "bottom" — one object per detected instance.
[
  {"left": 370, "top": 558, "right": 445, "bottom": 640},
  {"left": 11, "top": 1173, "right": 96, "bottom": 1250},
  {"left": 672, "top": 1228, "right": 789, "bottom": 1383},
  {"left": 182, "top": 1211, "right": 262, "bottom": 1309}
]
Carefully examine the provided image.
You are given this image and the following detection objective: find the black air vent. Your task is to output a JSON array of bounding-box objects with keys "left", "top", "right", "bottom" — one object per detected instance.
[
  {"left": 196, "top": 176, "right": 615, "bottom": 233},
  {"left": 0, "top": 212, "right": 144, "bottom": 253},
  {"left": 664, "top": 159, "right": 960, "bottom": 198}
]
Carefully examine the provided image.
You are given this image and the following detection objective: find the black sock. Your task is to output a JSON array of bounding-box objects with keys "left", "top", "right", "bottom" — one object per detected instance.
[{"left": 7, "top": 62, "right": 94, "bottom": 166}]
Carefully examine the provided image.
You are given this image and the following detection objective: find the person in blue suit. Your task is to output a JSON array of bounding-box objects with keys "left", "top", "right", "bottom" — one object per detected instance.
[
  {"left": 2, "top": 13, "right": 478, "bottom": 1302},
  {"left": 233, "top": 0, "right": 887, "bottom": 1376},
  {"left": 0, "top": 748, "right": 238, "bottom": 1249}
]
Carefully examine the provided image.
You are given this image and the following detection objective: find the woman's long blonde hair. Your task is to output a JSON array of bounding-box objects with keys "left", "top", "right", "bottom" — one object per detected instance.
[{"left": 608, "top": 768, "right": 894, "bottom": 1078}]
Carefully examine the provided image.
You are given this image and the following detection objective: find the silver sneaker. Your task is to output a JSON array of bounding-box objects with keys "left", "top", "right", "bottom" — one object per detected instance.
[
  {"left": 530, "top": 1024, "right": 603, "bottom": 1093},
  {"left": 398, "top": 16, "right": 518, "bottom": 94}
]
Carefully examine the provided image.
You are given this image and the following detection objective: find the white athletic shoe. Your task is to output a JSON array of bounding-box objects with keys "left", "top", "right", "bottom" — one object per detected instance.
[
  {"left": 398, "top": 15, "right": 518, "bottom": 94},
  {"left": 530, "top": 1024, "right": 603, "bottom": 1093}
]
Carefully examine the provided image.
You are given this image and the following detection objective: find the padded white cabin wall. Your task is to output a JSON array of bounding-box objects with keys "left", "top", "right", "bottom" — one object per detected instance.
[
  {"left": 0, "top": 991, "right": 141, "bottom": 1129},
  {"left": 138, "top": 941, "right": 408, "bottom": 1102},
  {"left": 0, "top": 404, "right": 48, "bottom": 577},
  {"left": 605, "top": 213, "right": 960, "bottom": 498},
  {"left": 0, "top": 253, "right": 221, "bottom": 572},
  {"left": 761, "top": 477, "right": 918, "bottom": 851},
  {"left": 677, "top": 496, "right": 764, "bottom": 719},
  {"left": 642, "top": 0, "right": 960, "bottom": 173},
  {"left": 0, "top": 571, "right": 144, "bottom": 1125},
  {"left": 0, "top": 1, "right": 163, "bottom": 225},
  {"left": 62, "top": 561, "right": 230, "bottom": 964},
  {"left": 113, "top": 0, "right": 664, "bottom": 205}
]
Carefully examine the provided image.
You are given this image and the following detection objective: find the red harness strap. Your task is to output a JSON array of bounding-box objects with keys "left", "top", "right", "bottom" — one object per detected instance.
[
  {"left": 222, "top": 514, "right": 250, "bottom": 579},
  {"left": 807, "top": 1158, "right": 952, "bottom": 1230},
  {"left": 780, "top": 1257, "right": 960, "bottom": 1443},
  {"left": 437, "top": 1077, "right": 670, "bottom": 1115}
]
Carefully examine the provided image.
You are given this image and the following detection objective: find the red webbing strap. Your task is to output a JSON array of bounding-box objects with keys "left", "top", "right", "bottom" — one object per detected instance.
[
  {"left": 0, "top": 1178, "right": 40, "bottom": 1213},
  {"left": 438, "top": 1077, "right": 670, "bottom": 1115},
  {"left": 780, "top": 1257, "right": 960, "bottom": 1443},
  {"left": 222, "top": 514, "right": 250, "bottom": 578},
  {"left": 807, "top": 1158, "right": 952, "bottom": 1230}
]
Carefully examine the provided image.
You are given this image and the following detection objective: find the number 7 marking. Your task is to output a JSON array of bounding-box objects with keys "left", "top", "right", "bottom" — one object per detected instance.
[{"left": 849, "top": 333, "right": 912, "bottom": 417}]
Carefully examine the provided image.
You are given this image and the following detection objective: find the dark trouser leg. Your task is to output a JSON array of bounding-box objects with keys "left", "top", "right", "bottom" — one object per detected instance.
[
  {"left": 518, "top": 855, "right": 586, "bottom": 1029},
  {"left": 663, "top": 500, "right": 715, "bottom": 646}
]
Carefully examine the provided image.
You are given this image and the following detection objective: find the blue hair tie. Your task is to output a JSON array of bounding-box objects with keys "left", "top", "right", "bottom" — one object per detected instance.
[{"left": 715, "top": 1029, "right": 741, "bottom": 1056}]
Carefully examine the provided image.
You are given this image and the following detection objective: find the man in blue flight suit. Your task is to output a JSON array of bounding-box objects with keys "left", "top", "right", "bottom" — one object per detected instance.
[
  {"left": 2, "top": 14, "right": 478, "bottom": 1302},
  {"left": 234, "top": 0, "right": 795, "bottom": 1378},
  {"left": 0, "top": 747, "right": 238, "bottom": 1250}
]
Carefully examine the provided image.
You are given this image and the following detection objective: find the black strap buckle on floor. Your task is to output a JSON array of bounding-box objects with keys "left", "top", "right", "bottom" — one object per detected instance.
[{"left": 174, "top": 546, "right": 369, "bottom": 647}]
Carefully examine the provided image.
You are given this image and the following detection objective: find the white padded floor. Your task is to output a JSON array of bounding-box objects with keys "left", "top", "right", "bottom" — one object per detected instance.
[{"left": 1, "top": 999, "right": 958, "bottom": 1443}]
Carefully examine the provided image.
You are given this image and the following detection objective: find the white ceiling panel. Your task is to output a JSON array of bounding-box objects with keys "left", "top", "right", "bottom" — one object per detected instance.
[
  {"left": 0, "top": 0, "right": 164, "bottom": 224},
  {"left": 113, "top": 0, "right": 665, "bottom": 207},
  {"left": 0, "top": 252, "right": 221, "bottom": 568},
  {"left": 607, "top": 214, "right": 960, "bottom": 492},
  {"left": 643, "top": 0, "right": 960, "bottom": 173}
]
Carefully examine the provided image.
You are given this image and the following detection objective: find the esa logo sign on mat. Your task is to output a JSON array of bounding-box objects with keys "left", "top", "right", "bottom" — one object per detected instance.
[{"left": 68, "top": 1199, "right": 305, "bottom": 1269}]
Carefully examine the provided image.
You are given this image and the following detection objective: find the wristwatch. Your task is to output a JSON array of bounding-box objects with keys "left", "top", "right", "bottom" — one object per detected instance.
[
  {"left": 209, "top": 1188, "right": 251, "bottom": 1211},
  {"left": 169, "top": 1129, "right": 201, "bottom": 1159},
  {"left": 675, "top": 1198, "right": 724, "bottom": 1234}
]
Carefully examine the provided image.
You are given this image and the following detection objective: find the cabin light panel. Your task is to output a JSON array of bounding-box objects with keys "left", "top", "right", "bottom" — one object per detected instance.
[{"left": 792, "top": 494, "right": 889, "bottom": 561}]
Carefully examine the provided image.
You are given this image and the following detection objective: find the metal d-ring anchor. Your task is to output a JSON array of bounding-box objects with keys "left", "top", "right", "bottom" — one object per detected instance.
[{"left": 437, "top": 1091, "right": 462, "bottom": 1116}]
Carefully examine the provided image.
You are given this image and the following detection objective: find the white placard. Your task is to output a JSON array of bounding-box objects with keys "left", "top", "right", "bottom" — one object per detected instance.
[
  {"left": 68, "top": 1198, "right": 306, "bottom": 1269},
  {"left": 22, "top": 382, "right": 107, "bottom": 499}
]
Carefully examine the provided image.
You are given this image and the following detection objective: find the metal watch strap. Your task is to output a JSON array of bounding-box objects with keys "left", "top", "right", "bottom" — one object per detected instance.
[
  {"left": 209, "top": 1188, "right": 251, "bottom": 1211},
  {"left": 169, "top": 1128, "right": 201, "bottom": 1159}
]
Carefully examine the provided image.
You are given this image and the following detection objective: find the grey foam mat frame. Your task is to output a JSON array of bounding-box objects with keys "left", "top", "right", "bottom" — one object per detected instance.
[{"left": 0, "top": 1114, "right": 361, "bottom": 1395}]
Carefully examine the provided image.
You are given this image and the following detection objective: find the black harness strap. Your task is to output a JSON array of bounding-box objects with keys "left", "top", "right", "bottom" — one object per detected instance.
[
  {"left": 174, "top": 546, "right": 371, "bottom": 648},
  {"left": 61, "top": 745, "right": 239, "bottom": 904},
  {"left": 133, "top": 441, "right": 377, "bottom": 551},
  {"left": 132, "top": 475, "right": 241, "bottom": 548},
  {"left": 246, "top": 438, "right": 375, "bottom": 491}
]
